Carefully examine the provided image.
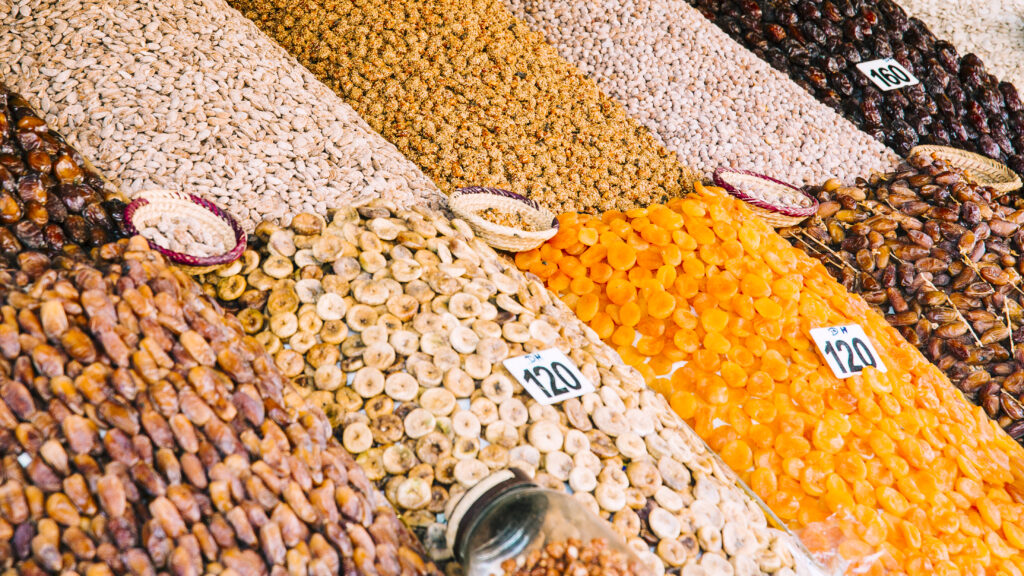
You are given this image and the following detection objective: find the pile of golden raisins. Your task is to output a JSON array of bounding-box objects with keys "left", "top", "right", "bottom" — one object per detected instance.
[{"left": 518, "top": 184, "right": 1024, "bottom": 576}]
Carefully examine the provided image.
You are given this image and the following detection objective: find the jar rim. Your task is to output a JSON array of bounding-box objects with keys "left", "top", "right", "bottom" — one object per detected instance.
[{"left": 446, "top": 467, "right": 536, "bottom": 562}]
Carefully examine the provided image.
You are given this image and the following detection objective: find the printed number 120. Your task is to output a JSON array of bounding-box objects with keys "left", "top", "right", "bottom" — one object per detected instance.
[{"left": 522, "top": 362, "right": 581, "bottom": 398}]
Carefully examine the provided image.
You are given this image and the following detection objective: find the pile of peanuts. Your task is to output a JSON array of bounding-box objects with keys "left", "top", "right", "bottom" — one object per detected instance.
[
  {"left": 0, "top": 237, "right": 441, "bottom": 575},
  {"left": 200, "top": 200, "right": 810, "bottom": 575},
  {"left": 518, "top": 185, "right": 1024, "bottom": 574},
  {"left": 226, "top": 0, "right": 697, "bottom": 215}
]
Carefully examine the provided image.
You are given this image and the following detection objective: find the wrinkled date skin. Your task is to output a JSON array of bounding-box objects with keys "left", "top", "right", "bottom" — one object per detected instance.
[
  {"left": 0, "top": 237, "right": 442, "bottom": 575},
  {"left": 783, "top": 156, "right": 1024, "bottom": 443},
  {"left": 0, "top": 84, "right": 128, "bottom": 269}
]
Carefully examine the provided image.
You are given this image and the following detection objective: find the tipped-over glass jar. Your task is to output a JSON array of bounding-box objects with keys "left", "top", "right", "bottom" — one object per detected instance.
[{"left": 446, "top": 468, "right": 653, "bottom": 576}]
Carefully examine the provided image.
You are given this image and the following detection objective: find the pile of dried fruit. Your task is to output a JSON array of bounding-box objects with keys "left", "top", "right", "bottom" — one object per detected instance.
[
  {"left": 520, "top": 185, "right": 1024, "bottom": 574},
  {"left": 202, "top": 200, "right": 808, "bottom": 574},
  {"left": 0, "top": 84, "right": 128, "bottom": 261},
  {"left": 1, "top": 0, "right": 442, "bottom": 233},
  {"left": 0, "top": 237, "right": 441, "bottom": 574},
  {"left": 226, "top": 0, "right": 697, "bottom": 214},
  {"left": 783, "top": 155, "right": 1024, "bottom": 443},
  {"left": 688, "top": 0, "right": 1024, "bottom": 171}
]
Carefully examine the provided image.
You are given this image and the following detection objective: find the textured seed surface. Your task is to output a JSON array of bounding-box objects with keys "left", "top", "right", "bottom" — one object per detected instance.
[
  {"left": 207, "top": 200, "right": 807, "bottom": 573},
  {"left": 0, "top": 0, "right": 443, "bottom": 233},
  {"left": 226, "top": 0, "right": 698, "bottom": 214},
  {"left": 0, "top": 236, "right": 440, "bottom": 574},
  {"left": 505, "top": 0, "right": 897, "bottom": 184},
  {"left": 524, "top": 184, "right": 1024, "bottom": 575}
]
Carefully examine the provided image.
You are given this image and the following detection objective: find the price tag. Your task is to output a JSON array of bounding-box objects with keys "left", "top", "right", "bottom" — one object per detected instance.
[
  {"left": 503, "top": 349, "right": 595, "bottom": 405},
  {"left": 809, "top": 325, "right": 887, "bottom": 379},
  {"left": 856, "top": 58, "right": 920, "bottom": 91}
]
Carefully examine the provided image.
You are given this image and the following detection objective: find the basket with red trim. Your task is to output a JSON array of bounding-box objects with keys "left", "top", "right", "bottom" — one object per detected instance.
[
  {"left": 124, "top": 190, "right": 246, "bottom": 274},
  {"left": 713, "top": 168, "right": 818, "bottom": 228}
]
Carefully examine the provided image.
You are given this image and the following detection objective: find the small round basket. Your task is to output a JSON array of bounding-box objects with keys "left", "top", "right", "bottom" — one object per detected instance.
[
  {"left": 124, "top": 190, "right": 246, "bottom": 275},
  {"left": 713, "top": 168, "right": 819, "bottom": 228},
  {"left": 449, "top": 187, "right": 559, "bottom": 252},
  {"left": 909, "top": 145, "right": 1022, "bottom": 195}
]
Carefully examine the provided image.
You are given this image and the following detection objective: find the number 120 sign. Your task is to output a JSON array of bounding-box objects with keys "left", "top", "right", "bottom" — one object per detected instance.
[
  {"left": 503, "top": 349, "right": 595, "bottom": 405},
  {"left": 809, "top": 325, "right": 887, "bottom": 379},
  {"left": 856, "top": 58, "right": 920, "bottom": 91}
]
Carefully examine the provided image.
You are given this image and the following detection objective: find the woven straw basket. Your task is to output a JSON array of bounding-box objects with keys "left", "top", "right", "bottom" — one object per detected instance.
[
  {"left": 124, "top": 190, "right": 246, "bottom": 275},
  {"left": 449, "top": 187, "right": 559, "bottom": 252},
  {"left": 713, "top": 168, "right": 819, "bottom": 228},
  {"left": 909, "top": 145, "right": 1022, "bottom": 195}
]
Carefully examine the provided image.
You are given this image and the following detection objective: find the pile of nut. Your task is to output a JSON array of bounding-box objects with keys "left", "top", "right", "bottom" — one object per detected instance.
[
  {"left": 504, "top": 0, "right": 899, "bottom": 185},
  {"left": 782, "top": 154, "right": 1024, "bottom": 441},
  {"left": 202, "top": 201, "right": 805, "bottom": 575},
  {"left": 1, "top": 0, "right": 443, "bottom": 233},
  {"left": 226, "top": 0, "right": 698, "bottom": 214},
  {"left": 500, "top": 538, "right": 641, "bottom": 576},
  {"left": 478, "top": 208, "right": 538, "bottom": 232},
  {"left": 689, "top": 0, "right": 1024, "bottom": 171},
  {"left": 0, "top": 84, "right": 128, "bottom": 260},
  {"left": 138, "top": 214, "right": 230, "bottom": 258},
  {"left": 0, "top": 237, "right": 441, "bottom": 574}
]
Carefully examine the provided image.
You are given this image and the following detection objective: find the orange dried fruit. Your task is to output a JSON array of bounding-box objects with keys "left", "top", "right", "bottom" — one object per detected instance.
[{"left": 607, "top": 242, "right": 636, "bottom": 270}]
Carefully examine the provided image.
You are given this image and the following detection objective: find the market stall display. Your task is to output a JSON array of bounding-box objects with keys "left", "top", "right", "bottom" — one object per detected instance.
[
  {"left": 505, "top": 0, "right": 898, "bottom": 185},
  {"left": 518, "top": 185, "right": 1024, "bottom": 574},
  {"left": 781, "top": 155, "right": 1024, "bottom": 444},
  {"left": 201, "top": 199, "right": 809, "bottom": 575},
  {"left": 0, "top": 84, "right": 128, "bottom": 260},
  {"left": 225, "top": 0, "right": 697, "bottom": 214},
  {"left": 0, "top": 236, "right": 442, "bottom": 575},
  {"left": 687, "top": 0, "right": 1024, "bottom": 174},
  {"left": 894, "top": 0, "right": 1024, "bottom": 95},
  {"left": 0, "top": 0, "right": 442, "bottom": 232}
]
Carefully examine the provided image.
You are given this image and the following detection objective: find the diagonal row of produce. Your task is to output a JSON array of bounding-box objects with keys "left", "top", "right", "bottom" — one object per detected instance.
[
  {"left": 893, "top": 0, "right": 1024, "bottom": 101},
  {"left": 686, "top": 0, "right": 1024, "bottom": 174},
  {"left": 504, "top": 0, "right": 897, "bottom": 185},
  {"left": 5, "top": 0, "right": 1024, "bottom": 573}
]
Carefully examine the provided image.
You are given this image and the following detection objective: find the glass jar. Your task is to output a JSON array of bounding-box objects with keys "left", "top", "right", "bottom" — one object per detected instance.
[{"left": 446, "top": 468, "right": 652, "bottom": 576}]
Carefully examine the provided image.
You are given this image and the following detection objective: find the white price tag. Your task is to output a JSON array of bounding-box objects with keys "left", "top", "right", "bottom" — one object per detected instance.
[
  {"left": 503, "top": 349, "right": 595, "bottom": 405},
  {"left": 856, "top": 58, "right": 920, "bottom": 91},
  {"left": 809, "top": 325, "right": 887, "bottom": 379}
]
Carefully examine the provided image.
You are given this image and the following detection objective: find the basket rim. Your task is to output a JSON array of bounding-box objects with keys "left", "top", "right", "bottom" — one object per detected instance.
[
  {"left": 713, "top": 167, "right": 819, "bottom": 218},
  {"left": 908, "top": 145, "right": 1022, "bottom": 183},
  {"left": 123, "top": 191, "right": 246, "bottom": 267},
  {"left": 451, "top": 186, "right": 559, "bottom": 239}
]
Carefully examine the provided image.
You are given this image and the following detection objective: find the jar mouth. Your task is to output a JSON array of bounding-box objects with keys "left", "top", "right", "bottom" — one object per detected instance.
[{"left": 446, "top": 467, "right": 537, "bottom": 563}]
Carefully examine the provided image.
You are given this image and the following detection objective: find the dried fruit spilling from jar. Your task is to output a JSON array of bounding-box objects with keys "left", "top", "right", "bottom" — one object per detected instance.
[
  {"left": 519, "top": 184, "right": 1024, "bottom": 574},
  {"left": 0, "top": 236, "right": 441, "bottom": 575}
]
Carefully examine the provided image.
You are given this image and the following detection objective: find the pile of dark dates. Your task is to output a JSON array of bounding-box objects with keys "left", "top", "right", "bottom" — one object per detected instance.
[
  {"left": 689, "top": 0, "right": 1024, "bottom": 173},
  {"left": 779, "top": 154, "right": 1024, "bottom": 441},
  {"left": 0, "top": 83, "right": 128, "bottom": 267}
]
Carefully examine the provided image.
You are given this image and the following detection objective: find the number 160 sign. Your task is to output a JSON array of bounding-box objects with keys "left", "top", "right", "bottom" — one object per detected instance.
[{"left": 809, "top": 324, "right": 887, "bottom": 379}]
